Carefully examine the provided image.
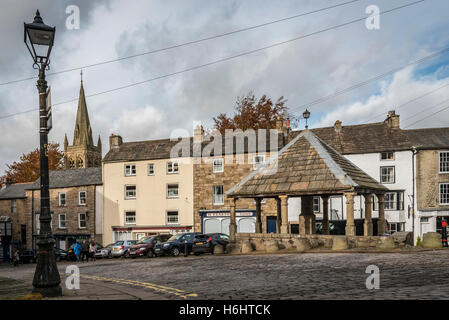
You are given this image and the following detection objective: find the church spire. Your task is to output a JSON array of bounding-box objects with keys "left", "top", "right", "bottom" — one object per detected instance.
[{"left": 73, "top": 74, "right": 94, "bottom": 147}]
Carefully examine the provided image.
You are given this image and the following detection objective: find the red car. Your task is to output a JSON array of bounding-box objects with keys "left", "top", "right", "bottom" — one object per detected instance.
[{"left": 128, "top": 234, "right": 172, "bottom": 258}]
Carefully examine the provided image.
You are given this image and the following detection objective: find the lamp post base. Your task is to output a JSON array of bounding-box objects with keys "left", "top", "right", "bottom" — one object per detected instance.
[
  {"left": 32, "top": 285, "right": 62, "bottom": 297},
  {"left": 32, "top": 236, "right": 62, "bottom": 297}
]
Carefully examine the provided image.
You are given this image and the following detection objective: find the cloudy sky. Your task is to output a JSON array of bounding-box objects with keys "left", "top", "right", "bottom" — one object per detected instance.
[{"left": 1, "top": 0, "right": 449, "bottom": 173}]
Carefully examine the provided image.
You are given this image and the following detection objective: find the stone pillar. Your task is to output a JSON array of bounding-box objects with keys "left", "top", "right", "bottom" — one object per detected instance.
[
  {"left": 377, "top": 194, "right": 386, "bottom": 235},
  {"left": 322, "top": 196, "right": 330, "bottom": 235},
  {"left": 229, "top": 198, "right": 237, "bottom": 243},
  {"left": 363, "top": 194, "right": 373, "bottom": 236},
  {"left": 345, "top": 192, "right": 356, "bottom": 236},
  {"left": 299, "top": 196, "right": 315, "bottom": 235},
  {"left": 280, "top": 195, "right": 289, "bottom": 234},
  {"left": 276, "top": 197, "right": 281, "bottom": 233},
  {"left": 255, "top": 198, "right": 262, "bottom": 233}
]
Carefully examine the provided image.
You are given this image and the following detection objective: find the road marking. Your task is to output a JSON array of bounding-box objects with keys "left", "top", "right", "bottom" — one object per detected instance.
[{"left": 80, "top": 275, "right": 198, "bottom": 299}]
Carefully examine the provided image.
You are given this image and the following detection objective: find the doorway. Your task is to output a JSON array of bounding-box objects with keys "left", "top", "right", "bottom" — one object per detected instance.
[{"left": 266, "top": 216, "right": 277, "bottom": 233}]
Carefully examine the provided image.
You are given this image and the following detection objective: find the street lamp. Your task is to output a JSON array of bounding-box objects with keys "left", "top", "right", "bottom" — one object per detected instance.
[
  {"left": 24, "top": 10, "right": 61, "bottom": 297},
  {"left": 302, "top": 109, "right": 311, "bottom": 129}
]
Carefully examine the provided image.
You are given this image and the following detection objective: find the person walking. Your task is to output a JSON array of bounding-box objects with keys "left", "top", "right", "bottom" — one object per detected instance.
[
  {"left": 73, "top": 241, "right": 82, "bottom": 263},
  {"left": 89, "top": 240, "right": 97, "bottom": 262},
  {"left": 13, "top": 249, "right": 20, "bottom": 267},
  {"left": 81, "top": 240, "right": 89, "bottom": 263}
]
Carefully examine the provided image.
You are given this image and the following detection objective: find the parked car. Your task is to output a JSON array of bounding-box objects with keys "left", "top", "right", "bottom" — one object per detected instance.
[
  {"left": 128, "top": 234, "right": 172, "bottom": 258},
  {"left": 192, "top": 233, "right": 230, "bottom": 255},
  {"left": 154, "top": 232, "right": 201, "bottom": 257},
  {"left": 95, "top": 243, "right": 115, "bottom": 259},
  {"left": 54, "top": 248, "right": 68, "bottom": 261},
  {"left": 20, "top": 250, "right": 36, "bottom": 263},
  {"left": 111, "top": 240, "right": 137, "bottom": 258}
]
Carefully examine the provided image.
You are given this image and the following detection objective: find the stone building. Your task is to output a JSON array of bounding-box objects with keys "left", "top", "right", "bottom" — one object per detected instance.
[
  {"left": 25, "top": 167, "right": 102, "bottom": 250},
  {"left": 64, "top": 79, "right": 101, "bottom": 169},
  {"left": 0, "top": 182, "right": 33, "bottom": 259}
]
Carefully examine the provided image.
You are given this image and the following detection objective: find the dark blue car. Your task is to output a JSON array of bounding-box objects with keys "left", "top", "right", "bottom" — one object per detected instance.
[{"left": 154, "top": 232, "right": 201, "bottom": 257}]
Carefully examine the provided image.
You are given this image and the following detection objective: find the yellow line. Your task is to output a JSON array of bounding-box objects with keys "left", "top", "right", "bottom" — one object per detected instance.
[{"left": 80, "top": 275, "right": 198, "bottom": 299}]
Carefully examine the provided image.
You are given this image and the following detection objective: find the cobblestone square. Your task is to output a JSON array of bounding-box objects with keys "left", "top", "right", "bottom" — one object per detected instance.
[{"left": 2, "top": 251, "right": 449, "bottom": 300}]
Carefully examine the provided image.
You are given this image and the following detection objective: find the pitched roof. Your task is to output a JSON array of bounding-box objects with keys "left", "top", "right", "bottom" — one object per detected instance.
[
  {"left": 403, "top": 127, "right": 449, "bottom": 149},
  {"left": 28, "top": 167, "right": 102, "bottom": 190},
  {"left": 307, "top": 122, "right": 412, "bottom": 154},
  {"left": 0, "top": 183, "right": 34, "bottom": 200},
  {"left": 102, "top": 119, "right": 449, "bottom": 163},
  {"left": 227, "top": 130, "right": 388, "bottom": 198}
]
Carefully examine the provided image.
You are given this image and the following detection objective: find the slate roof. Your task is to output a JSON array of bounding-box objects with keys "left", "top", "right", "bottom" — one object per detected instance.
[
  {"left": 403, "top": 127, "right": 449, "bottom": 149},
  {"left": 227, "top": 130, "right": 388, "bottom": 198},
  {"left": 0, "top": 183, "right": 33, "bottom": 200},
  {"left": 28, "top": 167, "right": 102, "bottom": 190},
  {"left": 102, "top": 119, "right": 449, "bottom": 162}
]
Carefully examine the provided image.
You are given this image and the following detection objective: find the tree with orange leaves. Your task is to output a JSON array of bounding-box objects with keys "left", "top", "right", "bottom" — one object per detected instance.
[
  {"left": 213, "top": 92, "right": 288, "bottom": 134},
  {"left": 2, "top": 143, "right": 64, "bottom": 183}
]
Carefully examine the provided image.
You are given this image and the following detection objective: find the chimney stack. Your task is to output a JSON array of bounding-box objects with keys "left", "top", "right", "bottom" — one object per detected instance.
[
  {"left": 385, "top": 110, "right": 400, "bottom": 129},
  {"left": 334, "top": 120, "right": 342, "bottom": 133},
  {"left": 194, "top": 125, "right": 204, "bottom": 143},
  {"left": 109, "top": 134, "right": 123, "bottom": 150},
  {"left": 276, "top": 113, "right": 291, "bottom": 136}
]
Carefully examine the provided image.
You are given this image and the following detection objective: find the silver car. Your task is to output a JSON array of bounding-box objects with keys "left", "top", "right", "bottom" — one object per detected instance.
[
  {"left": 111, "top": 240, "right": 137, "bottom": 257},
  {"left": 95, "top": 243, "right": 115, "bottom": 259}
]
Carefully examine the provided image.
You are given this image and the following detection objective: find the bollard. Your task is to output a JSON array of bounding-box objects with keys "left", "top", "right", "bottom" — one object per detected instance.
[{"left": 442, "top": 220, "right": 448, "bottom": 248}]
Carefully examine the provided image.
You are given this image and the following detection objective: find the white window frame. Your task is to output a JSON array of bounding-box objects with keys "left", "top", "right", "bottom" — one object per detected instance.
[
  {"left": 58, "top": 214, "right": 66, "bottom": 229},
  {"left": 124, "top": 164, "right": 136, "bottom": 176},
  {"left": 380, "top": 166, "right": 395, "bottom": 184},
  {"left": 166, "top": 211, "right": 179, "bottom": 225},
  {"left": 384, "top": 192, "right": 397, "bottom": 210},
  {"left": 135, "top": 233, "right": 146, "bottom": 241},
  {"left": 439, "top": 183, "right": 449, "bottom": 205},
  {"left": 125, "top": 211, "right": 136, "bottom": 225},
  {"left": 78, "top": 191, "right": 87, "bottom": 206},
  {"left": 11, "top": 199, "right": 17, "bottom": 213},
  {"left": 148, "top": 163, "right": 155, "bottom": 176},
  {"left": 380, "top": 151, "right": 395, "bottom": 161},
  {"left": 167, "top": 161, "right": 179, "bottom": 174},
  {"left": 253, "top": 155, "right": 266, "bottom": 170},
  {"left": 313, "top": 197, "right": 320, "bottom": 213},
  {"left": 167, "top": 184, "right": 179, "bottom": 199},
  {"left": 212, "top": 185, "right": 224, "bottom": 205},
  {"left": 58, "top": 192, "right": 66, "bottom": 206},
  {"left": 213, "top": 158, "right": 224, "bottom": 173},
  {"left": 125, "top": 185, "right": 137, "bottom": 199},
  {"left": 36, "top": 214, "right": 40, "bottom": 233},
  {"left": 78, "top": 213, "right": 87, "bottom": 229},
  {"left": 439, "top": 152, "right": 449, "bottom": 173}
]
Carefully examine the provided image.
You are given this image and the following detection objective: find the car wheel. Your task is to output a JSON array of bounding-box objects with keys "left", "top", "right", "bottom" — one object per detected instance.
[
  {"left": 194, "top": 252, "right": 201, "bottom": 256},
  {"left": 171, "top": 247, "right": 180, "bottom": 257},
  {"left": 147, "top": 250, "right": 154, "bottom": 258},
  {"left": 124, "top": 251, "right": 130, "bottom": 259}
]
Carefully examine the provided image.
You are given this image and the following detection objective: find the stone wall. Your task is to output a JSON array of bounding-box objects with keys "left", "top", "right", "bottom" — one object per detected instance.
[
  {"left": 417, "top": 150, "right": 449, "bottom": 210},
  {"left": 193, "top": 153, "right": 278, "bottom": 232},
  {"left": 25, "top": 185, "right": 97, "bottom": 249},
  {"left": 233, "top": 232, "right": 413, "bottom": 252},
  {"left": 0, "top": 198, "right": 27, "bottom": 247}
]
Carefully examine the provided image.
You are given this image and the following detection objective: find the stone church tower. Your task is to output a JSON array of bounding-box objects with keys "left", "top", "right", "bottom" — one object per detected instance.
[{"left": 64, "top": 79, "right": 102, "bottom": 169}]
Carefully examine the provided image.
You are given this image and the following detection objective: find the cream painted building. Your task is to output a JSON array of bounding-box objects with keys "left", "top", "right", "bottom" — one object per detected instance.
[{"left": 102, "top": 134, "right": 194, "bottom": 244}]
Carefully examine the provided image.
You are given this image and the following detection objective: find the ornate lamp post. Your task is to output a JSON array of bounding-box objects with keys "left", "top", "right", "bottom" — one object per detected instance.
[
  {"left": 302, "top": 109, "right": 311, "bottom": 129},
  {"left": 24, "top": 10, "right": 61, "bottom": 297}
]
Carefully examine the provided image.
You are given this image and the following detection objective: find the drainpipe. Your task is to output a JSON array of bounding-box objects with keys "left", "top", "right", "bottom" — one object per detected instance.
[{"left": 411, "top": 146, "right": 419, "bottom": 244}]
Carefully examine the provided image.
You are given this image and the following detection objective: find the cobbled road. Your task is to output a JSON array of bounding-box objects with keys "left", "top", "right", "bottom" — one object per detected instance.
[{"left": 72, "top": 250, "right": 449, "bottom": 300}]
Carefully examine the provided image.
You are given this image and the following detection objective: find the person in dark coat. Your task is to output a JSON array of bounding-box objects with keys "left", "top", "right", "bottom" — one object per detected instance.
[{"left": 81, "top": 240, "right": 89, "bottom": 262}]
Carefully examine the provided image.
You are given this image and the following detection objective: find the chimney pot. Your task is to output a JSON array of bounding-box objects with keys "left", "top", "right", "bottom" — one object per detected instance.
[
  {"left": 385, "top": 110, "right": 400, "bottom": 129},
  {"left": 334, "top": 120, "right": 342, "bottom": 132},
  {"left": 109, "top": 134, "right": 123, "bottom": 150}
]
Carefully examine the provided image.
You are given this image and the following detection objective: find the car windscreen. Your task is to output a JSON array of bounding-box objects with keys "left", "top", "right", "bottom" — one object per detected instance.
[
  {"left": 114, "top": 241, "right": 124, "bottom": 246},
  {"left": 167, "top": 234, "right": 183, "bottom": 242},
  {"left": 137, "top": 237, "right": 155, "bottom": 244}
]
